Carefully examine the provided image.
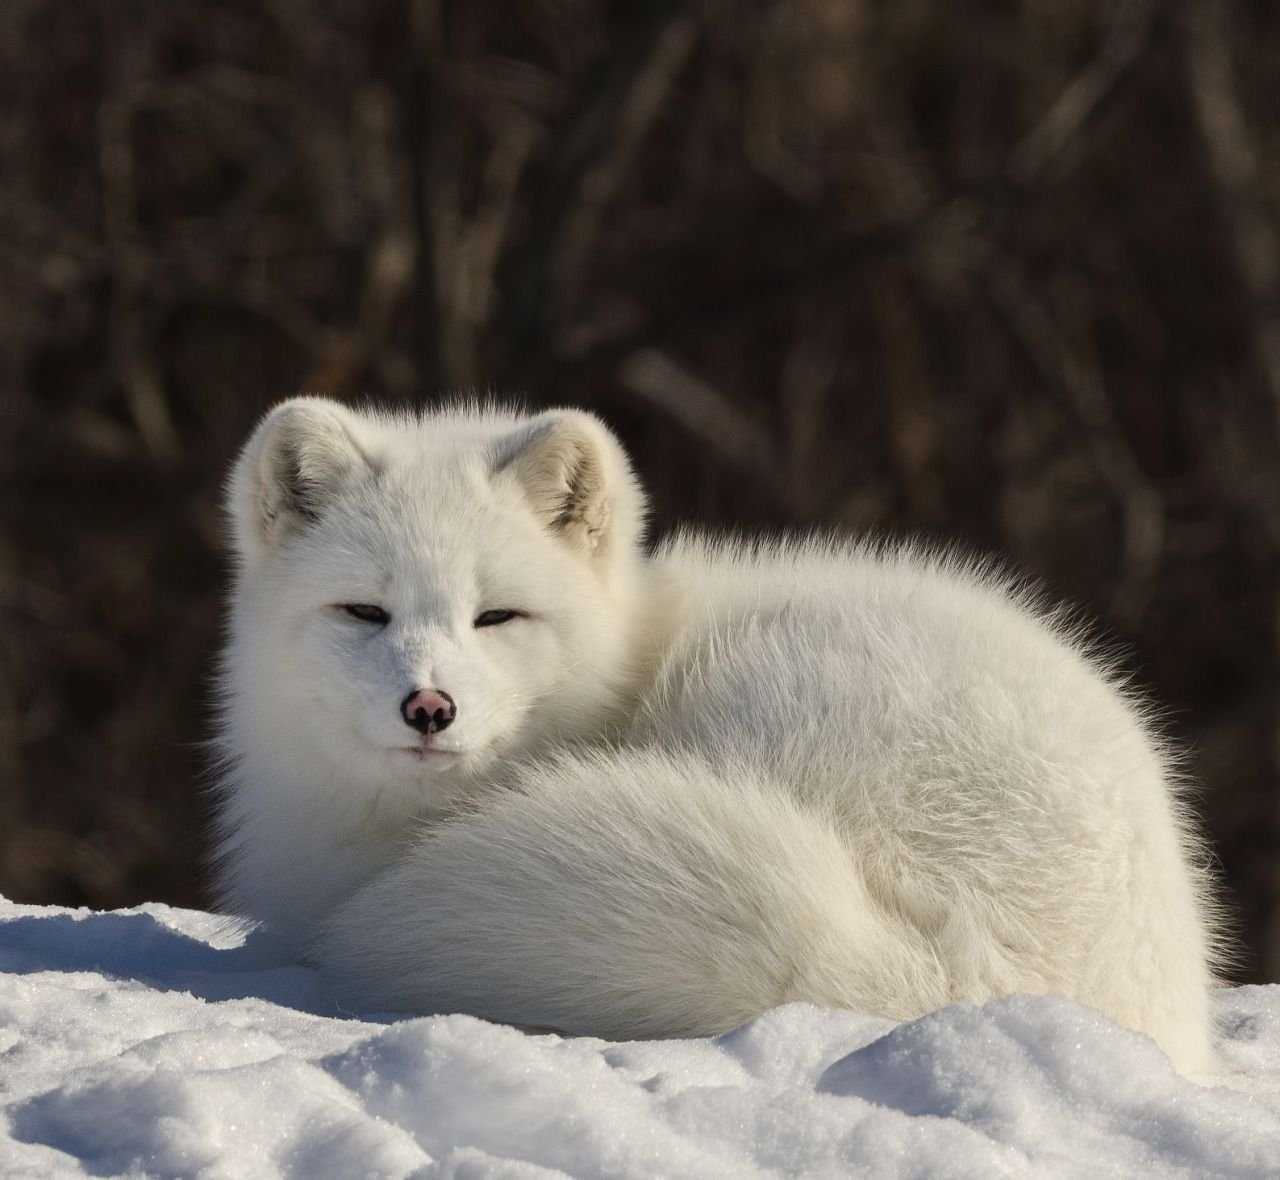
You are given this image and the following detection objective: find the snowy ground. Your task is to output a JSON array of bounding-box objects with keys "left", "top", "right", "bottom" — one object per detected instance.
[{"left": 2, "top": 897, "right": 1280, "bottom": 1179}]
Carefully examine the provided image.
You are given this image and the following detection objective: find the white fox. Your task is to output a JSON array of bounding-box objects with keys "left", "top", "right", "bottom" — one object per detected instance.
[{"left": 215, "top": 397, "right": 1224, "bottom": 1073}]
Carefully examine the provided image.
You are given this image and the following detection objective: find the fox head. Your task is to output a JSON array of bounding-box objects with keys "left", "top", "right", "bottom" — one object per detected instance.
[{"left": 220, "top": 398, "right": 650, "bottom": 819}]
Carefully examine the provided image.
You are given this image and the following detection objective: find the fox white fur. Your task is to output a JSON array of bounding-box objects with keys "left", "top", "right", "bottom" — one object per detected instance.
[{"left": 214, "top": 397, "right": 1224, "bottom": 1073}]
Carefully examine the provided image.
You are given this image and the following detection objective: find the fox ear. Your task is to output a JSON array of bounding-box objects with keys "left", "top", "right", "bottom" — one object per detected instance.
[
  {"left": 494, "top": 411, "right": 646, "bottom": 560},
  {"left": 228, "top": 397, "right": 369, "bottom": 561}
]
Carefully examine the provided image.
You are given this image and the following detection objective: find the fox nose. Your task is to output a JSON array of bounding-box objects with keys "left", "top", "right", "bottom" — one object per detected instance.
[{"left": 400, "top": 688, "right": 456, "bottom": 735}]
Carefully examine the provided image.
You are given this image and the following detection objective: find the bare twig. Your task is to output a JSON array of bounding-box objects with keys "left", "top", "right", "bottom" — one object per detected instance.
[
  {"left": 618, "top": 348, "right": 781, "bottom": 493},
  {"left": 780, "top": 305, "right": 844, "bottom": 514},
  {"left": 98, "top": 89, "right": 181, "bottom": 463},
  {"left": 1187, "top": 0, "right": 1280, "bottom": 429},
  {"left": 461, "top": 116, "right": 542, "bottom": 340},
  {"left": 1012, "top": 0, "right": 1157, "bottom": 184},
  {"left": 987, "top": 254, "right": 1165, "bottom": 624},
  {"left": 552, "top": 16, "right": 699, "bottom": 335}
]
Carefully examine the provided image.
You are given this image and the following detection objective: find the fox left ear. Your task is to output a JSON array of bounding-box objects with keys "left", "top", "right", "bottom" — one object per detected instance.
[{"left": 493, "top": 411, "right": 647, "bottom": 561}]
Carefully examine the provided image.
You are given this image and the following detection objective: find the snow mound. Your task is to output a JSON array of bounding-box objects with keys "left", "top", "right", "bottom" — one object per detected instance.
[{"left": 2, "top": 897, "right": 1279, "bottom": 1178}]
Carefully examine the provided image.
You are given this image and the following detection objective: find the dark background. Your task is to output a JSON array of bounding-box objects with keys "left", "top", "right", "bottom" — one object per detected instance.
[{"left": 4, "top": 0, "right": 1280, "bottom": 981}]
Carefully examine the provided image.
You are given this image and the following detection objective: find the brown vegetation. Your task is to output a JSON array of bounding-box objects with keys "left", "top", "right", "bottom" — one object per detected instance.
[{"left": 4, "top": 0, "right": 1280, "bottom": 979}]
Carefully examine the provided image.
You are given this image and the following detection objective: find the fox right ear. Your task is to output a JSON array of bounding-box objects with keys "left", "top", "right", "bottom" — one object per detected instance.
[{"left": 227, "top": 397, "right": 369, "bottom": 562}]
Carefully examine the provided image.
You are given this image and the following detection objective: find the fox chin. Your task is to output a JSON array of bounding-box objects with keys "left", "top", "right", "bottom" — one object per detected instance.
[{"left": 212, "top": 396, "right": 1226, "bottom": 1074}]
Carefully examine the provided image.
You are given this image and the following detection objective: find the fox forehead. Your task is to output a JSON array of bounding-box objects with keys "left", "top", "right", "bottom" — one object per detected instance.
[{"left": 287, "top": 451, "right": 544, "bottom": 606}]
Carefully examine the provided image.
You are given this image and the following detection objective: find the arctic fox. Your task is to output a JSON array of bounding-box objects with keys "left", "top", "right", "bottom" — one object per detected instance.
[{"left": 214, "top": 397, "right": 1223, "bottom": 1073}]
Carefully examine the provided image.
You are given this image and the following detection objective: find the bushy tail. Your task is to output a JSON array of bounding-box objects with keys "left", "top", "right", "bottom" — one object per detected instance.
[{"left": 316, "top": 748, "right": 944, "bottom": 1039}]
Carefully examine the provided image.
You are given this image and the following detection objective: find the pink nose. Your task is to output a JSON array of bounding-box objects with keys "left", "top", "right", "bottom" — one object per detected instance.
[{"left": 400, "top": 688, "right": 456, "bottom": 735}]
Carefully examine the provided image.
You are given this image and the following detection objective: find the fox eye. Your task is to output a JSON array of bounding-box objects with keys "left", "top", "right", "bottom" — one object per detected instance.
[
  {"left": 474, "top": 609, "right": 523, "bottom": 628},
  {"left": 340, "top": 604, "right": 390, "bottom": 625}
]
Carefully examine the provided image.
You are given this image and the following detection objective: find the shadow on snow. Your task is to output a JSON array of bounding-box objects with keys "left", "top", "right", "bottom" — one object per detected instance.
[{"left": 0, "top": 909, "right": 372, "bottom": 1018}]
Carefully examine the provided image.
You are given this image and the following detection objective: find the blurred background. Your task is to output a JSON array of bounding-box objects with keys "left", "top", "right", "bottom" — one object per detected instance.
[{"left": 3, "top": 0, "right": 1280, "bottom": 980}]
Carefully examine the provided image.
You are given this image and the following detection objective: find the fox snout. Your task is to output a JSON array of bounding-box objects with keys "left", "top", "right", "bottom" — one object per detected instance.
[{"left": 401, "top": 688, "right": 457, "bottom": 735}]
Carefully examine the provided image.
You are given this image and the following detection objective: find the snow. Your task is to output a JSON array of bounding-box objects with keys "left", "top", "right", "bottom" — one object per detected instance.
[{"left": 3, "top": 896, "right": 1280, "bottom": 1178}]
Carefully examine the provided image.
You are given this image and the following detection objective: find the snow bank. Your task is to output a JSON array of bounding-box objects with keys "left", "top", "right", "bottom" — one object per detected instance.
[{"left": 2, "top": 896, "right": 1279, "bottom": 1178}]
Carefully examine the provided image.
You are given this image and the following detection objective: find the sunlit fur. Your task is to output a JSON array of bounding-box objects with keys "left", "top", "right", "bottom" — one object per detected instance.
[{"left": 214, "top": 398, "right": 1225, "bottom": 1074}]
